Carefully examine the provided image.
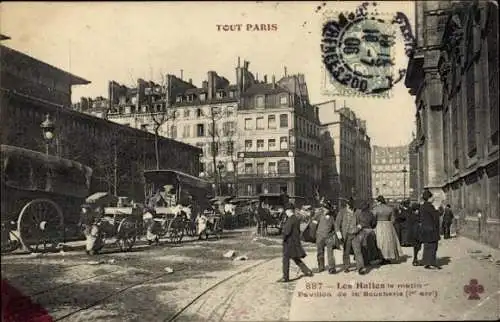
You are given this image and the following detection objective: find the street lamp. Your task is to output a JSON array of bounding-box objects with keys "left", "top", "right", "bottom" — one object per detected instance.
[
  {"left": 217, "top": 160, "right": 224, "bottom": 196},
  {"left": 40, "top": 114, "right": 55, "bottom": 155},
  {"left": 402, "top": 166, "right": 408, "bottom": 200}
]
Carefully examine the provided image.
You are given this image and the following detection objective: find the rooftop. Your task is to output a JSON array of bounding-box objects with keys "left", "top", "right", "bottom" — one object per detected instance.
[{"left": 1, "top": 44, "right": 90, "bottom": 85}]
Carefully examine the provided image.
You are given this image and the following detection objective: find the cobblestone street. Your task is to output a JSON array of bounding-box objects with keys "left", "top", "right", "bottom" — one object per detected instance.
[
  {"left": 2, "top": 229, "right": 499, "bottom": 321},
  {"left": 290, "top": 235, "right": 500, "bottom": 321},
  {"left": 1, "top": 229, "right": 298, "bottom": 321}
]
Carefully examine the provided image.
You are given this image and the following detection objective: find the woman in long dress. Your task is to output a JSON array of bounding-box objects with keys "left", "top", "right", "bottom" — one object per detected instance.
[{"left": 372, "top": 196, "right": 403, "bottom": 263}]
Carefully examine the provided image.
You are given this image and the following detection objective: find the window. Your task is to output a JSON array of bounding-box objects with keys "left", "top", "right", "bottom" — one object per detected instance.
[
  {"left": 257, "top": 163, "right": 265, "bottom": 174},
  {"left": 487, "top": 6, "right": 499, "bottom": 145},
  {"left": 268, "top": 115, "right": 276, "bottom": 129},
  {"left": 245, "top": 163, "right": 253, "bottom": 173},
  {"left": 199, "top": 93, "right": 206, "bottom": 101},
  {"left": 280, "top": 95, "right": 288, "bottom": 105},
  {"left": 256, "top": 96, "right": 265, "bottom": 108},
  {"left": 245, "top": 118, "right": 253, "bottom": 130},
  {"left": 182, "top": 125, "right": 191, "bottom": 138},
  {"left": 223, "top": 121, "right": 235, "bottom": 135},
  {"left": 227, "top": 141, "right": 234, "bottom": 155},
  {"left": 256, "top": 117, "right": 264, "bottom": 129},
  {"left": 196, "top": 124, "right": 205, "bottom": 137},
  {"left": 280, "top": 114, "right": 288, "bottom": 128},
  {"left": 229, "top": 91, "right": 235, "bottom": 98},
  {"left": 268, "top": 139, "right": 276, "bottom": 150},
  {"left": 245, "top": 140, "right": 253, "bottom": 151},
  {"left": 226, "top": 109, "right": 234, "bottom": 117},
  {"left": 466, "top": 63, "right": 476, "bottom": 157},
  {"left": 257, "top": 139, "right": 264, "bottom": 151},
  {"left": 170, "top": 125, "right": 177, "bottom": 138},
  {"left": 184, "top": 109, "right": 190, "bottom": 118},
  {"left": 268, "top": 162, "right": 276, "bottom": 174},
  {"left": 216, "top": 91, "right": 226, "bottom": 99},
  {"left": 196, "top": 108, "right": 203, "bottom": 117},
  {"left": 280, "top": 136, "right": 288, "bottom": 150},
  {"left": 176, "top": 95, "right": 183, "bottom": 103},
  {"left": 277, "top": 160, "right": 290, "bottom": 174}
]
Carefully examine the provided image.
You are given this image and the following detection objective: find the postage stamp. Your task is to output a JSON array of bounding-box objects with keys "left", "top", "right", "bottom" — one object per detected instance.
[{"left": 320, "top": 2, "right": 415, "bottom": 98}]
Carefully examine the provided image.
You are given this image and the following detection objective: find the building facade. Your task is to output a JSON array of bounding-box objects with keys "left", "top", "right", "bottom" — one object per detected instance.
[
  {"left": 372, "top": 145, "right": 411, "bottom": 202},
  {"left": 90, "top": 59, "right": 322, "bottom": 201},
  {"left": 237, "top": 73, "right": 322, "bottom": 200},
  {"left": 318, "top": 101, "right": 372, "bottom": 205},
  {"left": 405, "top": 1, "right": 499, "bottom": 248},
  {"left": 1, "top": 37, "right": 201, "bottom": 203}
]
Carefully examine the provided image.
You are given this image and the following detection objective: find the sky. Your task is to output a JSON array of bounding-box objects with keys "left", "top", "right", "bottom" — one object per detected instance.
[{"left": 1, "top": 1, "right": 416, "bottom": 147}]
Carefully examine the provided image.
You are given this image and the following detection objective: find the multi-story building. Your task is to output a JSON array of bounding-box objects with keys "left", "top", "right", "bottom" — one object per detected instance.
[
  {"left": 93, "top": 58, "right": 322, "bottom": 201},
  {"left": 371, "top": 145, "right": 411, "bottom": 202},
  {"left": 317, "top": 100, "right": 372, "bottom": 205},
  {"left": 1, "top": 36, "right": 202, "bottom": 202},
  {"left": 405, "top": 1, "right": 499, "bottom": 248},
  {"left": 98, "top": 71, "right": 239, "bottom": 195},
  {"left": 237, "top": 72, "right": 322, "bottom": 200}
]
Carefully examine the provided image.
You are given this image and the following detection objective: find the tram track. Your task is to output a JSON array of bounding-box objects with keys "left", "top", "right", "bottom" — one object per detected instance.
[{"left": 166, "top": 257, "right": 278, "bottom": 322}]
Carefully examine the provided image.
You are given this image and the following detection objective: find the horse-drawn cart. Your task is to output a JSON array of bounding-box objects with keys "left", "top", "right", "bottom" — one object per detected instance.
[
  {"left": 143, "top": 169, "right": 212, "bottom": 244},
  {"left": 1, "top": 145, "right": 92, "bottom": 253},
  {"left": 81, "top": 193, "right": 142, "bottom": 254}
]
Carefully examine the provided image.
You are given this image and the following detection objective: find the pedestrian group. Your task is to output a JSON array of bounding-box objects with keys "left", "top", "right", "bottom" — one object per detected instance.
[{"left": 278, "top": 189, "right": 451, "bottom": 282}]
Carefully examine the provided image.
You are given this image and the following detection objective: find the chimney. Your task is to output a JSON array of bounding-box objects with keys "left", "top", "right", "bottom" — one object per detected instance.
[
  {"left": 180, "top": 69, "right": 184, "bottom": 80},
  {"left": 272, "top": 75, "right": 276, "bottom": 89},
  {"left": 315, "top": 106, "right": 319, "bottom": 119},
  {"left": 207, "top": 71, "right": 216, "bottom": 100},
  {"left": 202, "top": 80, "right": 208, "bottom": 89},
  {"left": 263, "top": 75, "right": 267, "bottom": 83},
  {"left": 238, "top": 56, "right": 241, "bottom": 67},
  {"left": 284, "top": 66, "right": 287, "bottom": 77},
  {"left": 256, "top": 72, "right": 259, "bottom": 81},
  {"left": 189, "top": 78, "right": 192, "bottom": 84}
]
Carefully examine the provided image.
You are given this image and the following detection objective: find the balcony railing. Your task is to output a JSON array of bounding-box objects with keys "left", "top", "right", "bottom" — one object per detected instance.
[{"left": 238, "top": 170, "right": 292, "bottom": 178}]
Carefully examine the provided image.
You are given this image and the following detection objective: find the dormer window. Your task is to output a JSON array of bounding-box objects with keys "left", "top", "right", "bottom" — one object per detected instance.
[
  {"left": 280, "top": 95, "right": 288, "bottom": 105},
  {"left": 216, "top": 91, "right": 226, "bottom": 99},
  {"left": 176, "top": 95, "right": 184, "bottom": 103},
  {"left": 187, "top": 94, "right": 195, "bottom": 102},
  {"left": 256, "top": 95, "right": 265, "bottom": 108}
]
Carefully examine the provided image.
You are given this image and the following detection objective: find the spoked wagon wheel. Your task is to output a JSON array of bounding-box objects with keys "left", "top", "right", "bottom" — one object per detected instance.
[
  {"left": 17, "top": 199, "right": 64, "bottom": 253},
  {"left": 117, "top": 217, "right": 138, "bottom": 252},
  {"left": 167, "top": 219, "right": 184, "bottom": 244}
]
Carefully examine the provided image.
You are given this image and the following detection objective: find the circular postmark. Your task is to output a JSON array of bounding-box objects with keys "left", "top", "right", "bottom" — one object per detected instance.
[{"left": 321, "top": 2, "right": 415, "bottom": 97}]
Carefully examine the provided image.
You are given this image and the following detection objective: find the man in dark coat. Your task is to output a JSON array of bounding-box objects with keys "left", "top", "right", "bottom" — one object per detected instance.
[
  {"left": 419, "top": 189, "right": 442, "bottom": 270},
  {"left": 442, "top": 204, "right": 454, "bottom": 239},
  {"left": 335, "top": 198, "right": 368, "bottom": 275},
  {"left": 313, "top": 201, "right": 337, "bottom": 274},
  {"left": 278, "top": 204, "right": 313, "bottom": 283}
]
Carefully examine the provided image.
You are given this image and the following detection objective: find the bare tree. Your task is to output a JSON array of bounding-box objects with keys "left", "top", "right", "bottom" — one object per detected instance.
[{"left": 148, "top": 75, "right": 176, "bottom": 170}]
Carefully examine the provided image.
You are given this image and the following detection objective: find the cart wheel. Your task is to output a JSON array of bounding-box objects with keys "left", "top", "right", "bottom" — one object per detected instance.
[
  {"left": 117, "top": 217, "right": 138, "bottom": 252},
  {"left": 17, "top": 199, "right": 64, "bottom": 253}
]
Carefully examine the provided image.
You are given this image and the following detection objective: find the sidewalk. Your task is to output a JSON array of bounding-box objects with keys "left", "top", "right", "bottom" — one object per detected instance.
[{"left": 289, "top": 236, "right": 500, "bottom": 321}]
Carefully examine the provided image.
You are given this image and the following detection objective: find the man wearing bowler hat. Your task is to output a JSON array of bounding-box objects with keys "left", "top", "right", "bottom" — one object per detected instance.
[{"left": 278, "top": 203, "right": 313, "bottom": 282}]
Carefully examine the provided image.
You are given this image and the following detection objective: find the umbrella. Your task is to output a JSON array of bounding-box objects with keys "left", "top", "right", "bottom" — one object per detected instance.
[{"left": 85, "top": 192, "right": 118, "bottom": 207}]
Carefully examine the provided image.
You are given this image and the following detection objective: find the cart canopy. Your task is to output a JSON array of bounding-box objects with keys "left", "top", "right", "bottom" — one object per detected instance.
[
  {"left": 85, "top": 192, "right": 118, "bottom": 207},
  {"left": 1, "top": 144, "right": 92, "bottom": 198}
]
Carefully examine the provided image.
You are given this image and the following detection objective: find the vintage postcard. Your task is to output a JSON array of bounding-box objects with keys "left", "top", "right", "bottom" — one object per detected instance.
[{"left": 1, "top": 1, "right": 499, "bottom": 321}]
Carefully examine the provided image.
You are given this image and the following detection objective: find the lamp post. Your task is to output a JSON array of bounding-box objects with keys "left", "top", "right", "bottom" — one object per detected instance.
[
  {"left": 238, "top": 152, "right": 245, "bottom": 196},
  {"left": 40, "top": 114, "right": 55, "bottom": 155},
  {"left": 402, "top": 166, "right": 408, "bottom": 200},
  {"left": 217, "top": 160, "right": 224, "bottom": 196}
]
